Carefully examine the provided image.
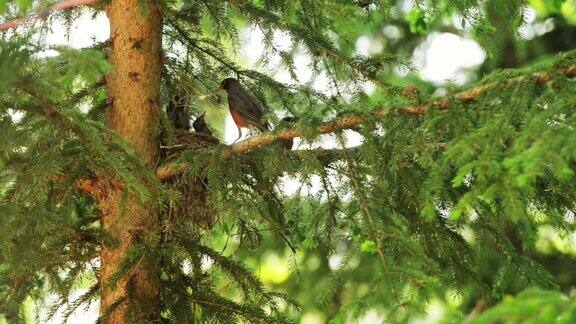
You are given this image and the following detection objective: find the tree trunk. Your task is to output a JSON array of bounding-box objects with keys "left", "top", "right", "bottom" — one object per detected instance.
[{"left": 99, "top": 0, "right": 163, "bottom": 322}]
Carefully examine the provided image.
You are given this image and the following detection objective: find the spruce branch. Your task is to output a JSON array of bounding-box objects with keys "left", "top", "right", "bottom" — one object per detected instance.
[
  {"left": 156, "top": 147, "right": 357, "bottom": 180},
  {"left": 155, "top": 65, "right": 575, "bottom": 180},
  {"left": 222, "top": 0, "right": 405, "bottom": 90},
  {"left": 16, "top": 78, "right": 158, "bottom": 201},
  {"left": 16, "top": 78, "right": 79, "bottom": 126},
  {"left": 69, "top": 77, "right": 106, "bottom": 106},
  {"left": 182, "top": 294, "right": 271, "bottom": 323},
  {"left": 51, "top": 175, "right": 98, "bottom": 196},
  {"left": 166, "top": 19, "right": 297, "bottom": 94},
  {"left": 220, "top": 65, "right": 576, "bottom": 158}
]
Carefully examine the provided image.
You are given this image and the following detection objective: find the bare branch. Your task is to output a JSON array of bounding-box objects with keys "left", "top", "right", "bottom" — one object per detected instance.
[
  {"left": 156, "top": 161, "right": 190, "bottom": 181},
  {"left": 0, "top": 0, "right": 100, "bottom": 32}
]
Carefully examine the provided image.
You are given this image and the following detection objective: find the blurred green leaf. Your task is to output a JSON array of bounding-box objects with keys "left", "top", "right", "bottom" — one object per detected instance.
[
  {"left": 360, "top": 240, "right": 376, "bottom": 254},
  {"left": 406, "top": 7, "right": 427, "bottom": 34},
  {"left": 472, "top": 288, "right": 576, "bottom": 323},
  {"left": 0, "top": 0, "right": 7, "bottom": 14}
]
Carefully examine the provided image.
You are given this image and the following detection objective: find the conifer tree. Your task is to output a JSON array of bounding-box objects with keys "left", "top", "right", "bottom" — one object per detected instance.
[{"left": 0, "top": 0, "right": 575, "bottom": 323}]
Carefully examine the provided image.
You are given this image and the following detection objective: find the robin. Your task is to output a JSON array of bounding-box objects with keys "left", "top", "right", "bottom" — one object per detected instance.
[
  {"left": 219, "top": 78, "right": 270, "bottom": 142},
  {"left": 192, "top": 112, "right": 213, "bottom": 136}
]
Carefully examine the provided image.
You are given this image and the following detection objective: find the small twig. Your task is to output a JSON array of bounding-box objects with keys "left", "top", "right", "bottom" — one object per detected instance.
[{"left": 160, "top": 144, "right": 187, "bottom": 149}]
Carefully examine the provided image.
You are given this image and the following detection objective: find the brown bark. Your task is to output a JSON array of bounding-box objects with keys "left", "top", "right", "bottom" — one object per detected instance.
[{"left": 99, "top": 0, "right": 163, "bottom": 322}]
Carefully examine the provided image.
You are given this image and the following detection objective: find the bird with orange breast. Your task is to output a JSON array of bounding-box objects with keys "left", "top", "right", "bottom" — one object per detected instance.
[{"left": 219, "top": 78, "right": 270, "bottom": 143}]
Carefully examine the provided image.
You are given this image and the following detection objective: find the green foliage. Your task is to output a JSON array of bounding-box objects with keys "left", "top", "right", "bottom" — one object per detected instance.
[
  {"left": 1, "top": 0, "right": 576, "bottom": 323},
  {"left": 406, "top": 7, "right": 428, "bottom": 34},
  {"left": 530, "top": 0, "right": 570, "bottom": 15},
  {"left": 472, "top": 288, "right": 576, "bottom": 323}
]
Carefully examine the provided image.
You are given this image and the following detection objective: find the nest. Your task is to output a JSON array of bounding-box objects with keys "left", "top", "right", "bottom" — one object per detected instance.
[
  {"left": 163, "top": 130, "right": 220, "bottom": 158},
  {"left": 161, "top": 130, "right": 220, "bottom": 233}
]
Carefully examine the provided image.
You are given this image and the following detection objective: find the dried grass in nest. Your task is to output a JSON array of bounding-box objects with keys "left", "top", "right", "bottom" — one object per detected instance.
[{"left": 161, "top": 130, "right": 220, "bottom": 234}]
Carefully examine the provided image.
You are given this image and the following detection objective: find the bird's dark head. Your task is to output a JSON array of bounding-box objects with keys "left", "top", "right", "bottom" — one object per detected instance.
[
  {"left": 281, "top": 116, "right": 299, "bottom": 123},
  {"left": 219, "top": 78, "right": 239, "bottom": 91},
  {"left": 192, "top": 112, "right": 213, "bottom": 136}
]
